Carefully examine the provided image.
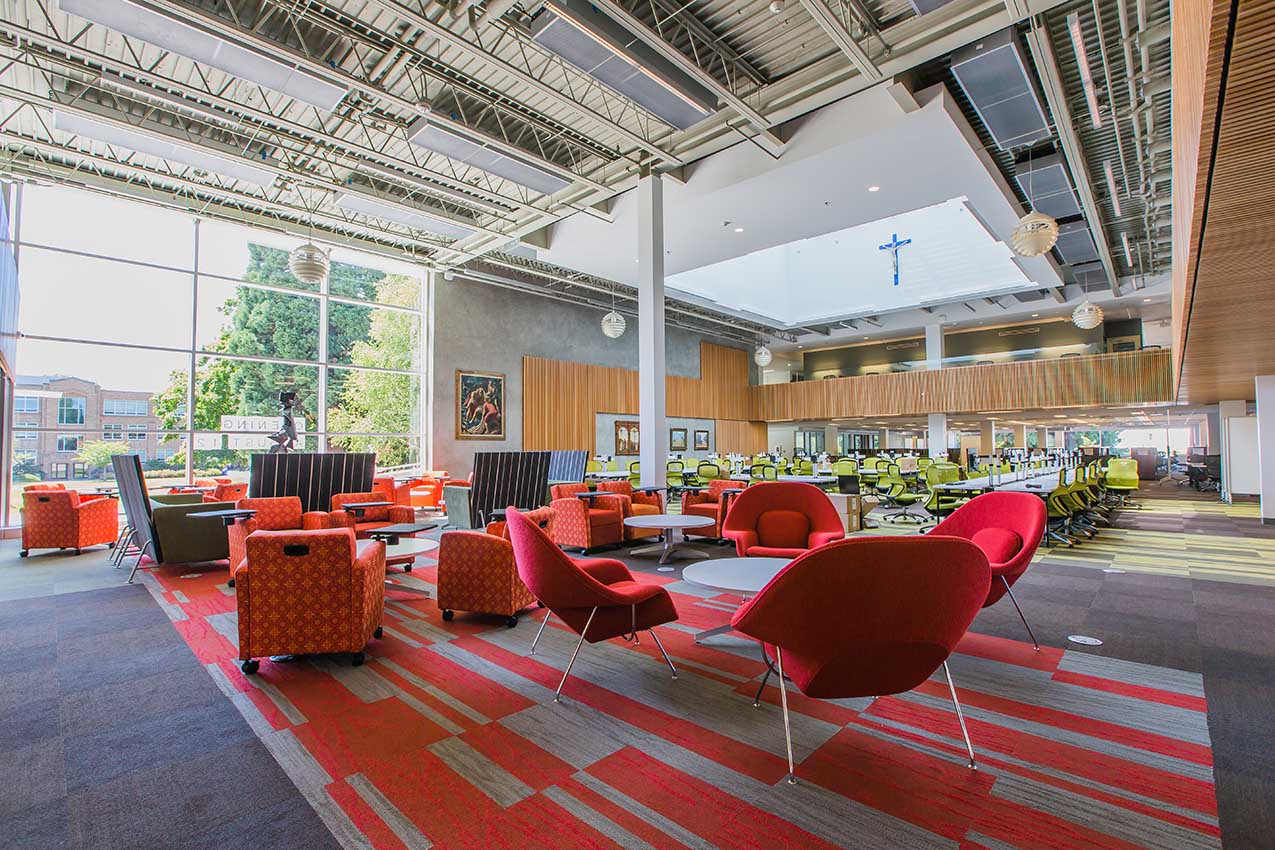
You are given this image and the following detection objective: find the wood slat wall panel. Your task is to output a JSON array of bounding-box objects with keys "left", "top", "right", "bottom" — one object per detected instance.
[{"left": 715, "top": 420, "right": 769, "bottom": 455}]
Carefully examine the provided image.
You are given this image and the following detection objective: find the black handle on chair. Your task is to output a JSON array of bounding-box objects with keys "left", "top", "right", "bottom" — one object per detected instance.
[{"left": 283, "top": 544, "right": 310, "bottom": 556}]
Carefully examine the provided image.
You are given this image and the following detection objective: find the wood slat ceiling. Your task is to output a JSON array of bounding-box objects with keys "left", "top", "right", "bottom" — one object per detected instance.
[{"left": 1175, "top": 0, "right": 1275, "bottom": 403}]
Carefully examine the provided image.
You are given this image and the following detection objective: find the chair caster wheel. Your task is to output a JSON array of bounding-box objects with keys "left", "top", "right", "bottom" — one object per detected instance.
[
  {"left": 506, "top": 616, "right": 518, "bottom": 628},
  {"left": 537, "top": 601, "right": 545, "bottom": 609},
  {"left": 227, "top": 578, "right": 235, "bottom": 588},
  {"left": 351, "top": 652, "right": 365, "bottom": 667},
  {"left": 241, "top": 659, "right": 259, "bottom": 675},
  {"left": 73, "top": 549, "right": 81, "bottom": 556},
  {"left": 403, "top": 564, "right": 412, "bottom": 572},
  {"left": 19, "top": 550, "right": 28, "bottom": 558},
  {"left": 374, "top": 626, "right": 383, "bottom": 639},
  {"left": 108, "top": 541, "right": 116, "bottom": 549},
  {"left": 442, "top": 609, "right": 454, "bottom": 621}
]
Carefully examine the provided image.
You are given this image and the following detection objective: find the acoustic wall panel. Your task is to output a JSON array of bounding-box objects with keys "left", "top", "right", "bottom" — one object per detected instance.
[
  {"left": 470, "top": 451, "right": 552, "bottom": 526},
  {"left": 249, "top": 452, "right": 376, "bottom": 513}
]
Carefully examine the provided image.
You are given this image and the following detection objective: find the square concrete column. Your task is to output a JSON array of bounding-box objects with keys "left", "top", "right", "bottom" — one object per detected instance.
[
  {"left": 824, "top": 424, "right": 839, "bottom": 456},
  {"left": 1256, "top": 378, "right": 1275, "bottom": 523},
  {"left": 878, "top": 428, "right": 890, "bottom": 450},
  {"left": 925, "top": 323, "right": 944, "bottom": 370},
  {"left": 927, "top": 413, "right": 948, "bottom": 458},
  {"left": 1036, "top": 427, "right": 1049, "bottom": 449},
  {"left": 1012, "top": 423, "right": 1027, "bottom": 450},
  {"left": 637, "top": 173, "right": 666, "bottom": 488},
  {"left": 979, "top": 420, "right": 995, "bottom": 455}
]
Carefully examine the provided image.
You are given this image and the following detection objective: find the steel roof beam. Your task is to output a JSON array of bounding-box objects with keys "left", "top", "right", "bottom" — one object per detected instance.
[{"left": 797, "top": 0, "right": 884, "bottom": 83}]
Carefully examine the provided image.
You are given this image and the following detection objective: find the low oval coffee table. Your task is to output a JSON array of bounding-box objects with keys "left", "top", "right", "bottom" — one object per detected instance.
[
  {"left": 359, "top": 537, "right": 438, "bottom": 598},
  {"left": 682, "top": 556, "right": 790, "bottom": 643},
  {"left": 624, "top": 514, "right": 714, "bottom": 565}
]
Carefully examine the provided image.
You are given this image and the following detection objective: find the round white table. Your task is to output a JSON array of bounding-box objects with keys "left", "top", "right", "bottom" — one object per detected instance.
[
  {"left": 682, "top": 556, "right": 790, "bottom": 643},
  {"left": 624, "top": 513, "right": 714, "bottom": 564},
  {"left": 359, "top": 537, "right": 438, "bottom": 597}
]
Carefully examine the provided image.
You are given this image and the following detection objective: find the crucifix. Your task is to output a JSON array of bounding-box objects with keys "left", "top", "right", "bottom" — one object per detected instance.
[{"left": 878, "top": 232, "right": 912, "bottom": 286}]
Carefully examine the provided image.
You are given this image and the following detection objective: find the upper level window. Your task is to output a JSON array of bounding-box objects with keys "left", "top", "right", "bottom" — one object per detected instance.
[
  {"left": 103, "top": 398, "right": 148, "bottom": 417},
  {"left": 56, "top": 435, "right": 80, "bottom": 453},
  {"left": 13, "top": 395, "right": 38, "bottom": 413},
  {"left": 57, "top": 397, "right": 86, "bottom": 425}
]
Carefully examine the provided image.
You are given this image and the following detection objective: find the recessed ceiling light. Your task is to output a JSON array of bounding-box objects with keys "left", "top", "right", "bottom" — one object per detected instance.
[
  {"left": 1142, "top": 298, "right": 1151, "bottom": 302},
  {"left": 868, "top": 185, "right": 881, "bottom": 192},
  {"left": 1031, "top": 313, "right": 1039, "bottom": 317},
  {"left": 734, "top": 227, "right": 744, "bottom": 233}
]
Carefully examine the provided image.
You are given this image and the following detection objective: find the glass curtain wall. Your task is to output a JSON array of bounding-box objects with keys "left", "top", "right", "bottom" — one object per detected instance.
[{"left": 5, "top": 186, "right": 426, "bottom": 525}]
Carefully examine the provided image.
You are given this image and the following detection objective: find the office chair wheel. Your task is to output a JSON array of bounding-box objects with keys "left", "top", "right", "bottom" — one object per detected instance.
[
  {"left": 241, "top": 659, "right": 260, "bottom": 675},
  {"left": 227, "top": 578, "right": 235, "bottom": 588},
  {"left": 442, "top": 609, "right": 455, "bottom": 621},
  {"left": 351, "top": 651, "right": 365, "bottom": 667},
  {"left": 373, "top": 626, "right": 383, "bottom": 639},
  {"left": 19, "top": 550, "right": 28, "bottom": 558},
  {"left": 506, "top": 616, "right": 519, "bottom": 628}
]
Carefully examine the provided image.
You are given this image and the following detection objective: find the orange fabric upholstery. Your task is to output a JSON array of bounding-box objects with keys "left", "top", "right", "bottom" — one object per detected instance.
[
  {"left": 547, "top": 484, "right": 623, "bottom": 551},
  {"left": 227, "top": 496, "right": 336, "bottom": 581},
  {"left": 681, "top": 479, "right": 743, "bottom": 539},
  {"left": 595, "top": 481, "right": 662, "bottom": 540},
  {"left": 205, "top": 482, "right": 248, "bottom": 503},
  {"left": 22, "top": 483, "right": 108, "bottom": 502},
  {"left": 234, "top": 529, "right": 385, "bottom": 667},
  {"left": 20, "top": 489, "right": 120, "bottom": 555},
  {"left": 372, "top": 475, "right": 415, "bottom": 506},
  {"left": 436, "top": 507, "right": 549, "bottom": 622},
  {"left": 330, "top": 492, "right": 415, "bottom": 537}
]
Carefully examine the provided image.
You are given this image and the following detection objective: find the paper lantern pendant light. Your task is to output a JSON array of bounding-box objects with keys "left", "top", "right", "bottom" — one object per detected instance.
[
  {"left": 601, "top": 310, "right": 626, "bottom": 338},
  {"left": 289, "top": 242, "right": 329, "bottom": 284},
  {"left": 754, "top": 345, "right": 772, "bottom": 366},
  {"left": 1010, "top": 210, "right": 1059, "bottom": 257},
  {"left": 1071, "top": 300, "right": 1104, "bottom": 329}
]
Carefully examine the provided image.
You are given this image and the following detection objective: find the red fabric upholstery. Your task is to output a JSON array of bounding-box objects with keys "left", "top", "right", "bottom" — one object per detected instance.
[
  {"left": 330, "top": 492, "right": 415, "bottom": 538},
  {"left": 681, "top": 479, "right": 741, "bottom": 539},
  {"left": 722, "top": 482, "right": 844, "bottom": 559},
  {"left": 546, "top": 484, "right": 623, "bottom": 551},
  {"left": 731, "top": 536, "right": 990, "bottom": 698},
  {"left": 929, "top": 492, "right": 1046, "bottom": 607},
  {"left": 235, "top": 529, "right": 384, "bottom": 663},
  {"left": 505, "top": 508, "right": 678, "bottom": 643},
  {"left": 227, "top": 496, "right": 336, "bottom": 580},
  {"left": 20, "top": 489, "right": 119, "bottom": 554},
  {"left": 595, "top": 481, "right": 662, "bottom": 540},
  {"left": 205, "top": 482, "right": 247, "bottom": 503},
  {"left": 372, "top": 475, "right": 415, "bottom": 506},
  {"left": 23, "top": 483, "right": 107, "bottom": 502},
  {"left": 436, "top": 516, "right": 540, "bottom": 619}
]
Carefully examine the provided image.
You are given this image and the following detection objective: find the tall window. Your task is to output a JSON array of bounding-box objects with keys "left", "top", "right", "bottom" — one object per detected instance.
[{"left": 6, "top": 185, "right": 427, "bottom": 524}]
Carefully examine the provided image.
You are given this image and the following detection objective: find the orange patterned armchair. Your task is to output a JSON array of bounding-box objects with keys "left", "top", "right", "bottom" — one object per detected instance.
[
  {"left": 682, "top": 479, "right": 745, "bottom": 540},
  {"left": 205, "top": 482, "right": 248, "bottom": 503},
  {"left": 226, "top": 496, "right": 338, "bottom": 585},
  {"left": 234, "top": 529, "right": 385, "bottom": 674},
  {"left": 436, "top": 506, "right": 553, "bottom": 627},
  {"left": 20, "top": 488, "right": 120, "bottom": 557},
  {"left": 330, "top": 491, "right": 416, "bottom": 537},
  {"left": 372, "top": 474, "right": 416, "bottom": 506},
  {"left": 595, "top": 481, "right": 663, "bottom": 541},
  {"left": 22, "top": 483, "right": 109, "bottom": 502},
  {"left": 547, "top": 483, "right": 624, "bottom": 553}
]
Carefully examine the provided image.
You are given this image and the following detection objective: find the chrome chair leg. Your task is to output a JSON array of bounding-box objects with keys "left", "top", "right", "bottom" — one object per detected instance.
[
  {"left": 648, "top": 629, "right": 677, "bottom": 679},
  {"left": 1001, "top": 576, "right": 1039, "bottom": 651},
  {"left": 775, "top": 647, "right": 797, "bottom": 785},
  {"left": 126, "top": 539, "right": 154, "bottom": 585},
  {"left": 529, "top": 608, "right": 553, "bottom": 656},
  {"left": 554, "top": 607, "right": 596, "bottom": 704},
  {"left": 943, "top": 661, "right": 977, "bottom": 770}
]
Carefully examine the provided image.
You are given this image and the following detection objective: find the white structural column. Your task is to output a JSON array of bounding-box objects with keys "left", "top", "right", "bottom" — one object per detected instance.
[
  {"left": 979, "top": 420, "right": 996, "bottom": 455},
  {"left": 927, "top": 413, "right": 948, "bottom": 459},
  {"left": 925, "top": 323, "right": 944, "bottom": 370},
  {"left": 878, "top": 428, "right": 890, "bottom": 450},
  {"left": 1036, "top": 427, "right": 1049, "bottom": 449},
  {"left": 1218, "top": 399, "right": 1247, "bottom": 499},
  {"left": 637, "top": 172, "right": 667, "bottom": 488},
  {"left": 1013, "top": 423, "right": 1028, "bottom": 450},
  {"left": 824, "top": 424, "right": 840, "bottom": 456},
  {"left": 1256, "top": 377, "right": 1275, "bottom": 524}
]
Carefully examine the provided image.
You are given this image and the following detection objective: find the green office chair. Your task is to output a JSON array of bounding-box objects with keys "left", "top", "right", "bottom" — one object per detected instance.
[
  {"left": 605, "top": 459, "right": 619, "bottom": 472},
  {"left": 585, "top": 459, "right": 603, "bottom": 475},
  {"left": 1105, "top": 458, "right": 1140, "bottom": 507},
  {"left": 750, "top": 463, "right": 778, "bottom": 482},
  {"left": 696, "top": 461, "right": 721, "bottom": 482},
  {"left": 666, "top": 460, "right": 685, "bottom": 489},
  {"left": 796, "top": 459, "right": 814, "bottom": 476},
  {"left": 628, "top": 461, "right": 641, "bottom": 487},
  {"left": 878, "top": 463, "right": 926, "bottom": 523},
  {"left": 1045, "top": 485, "right": 1078, "bottom": 547},
  {"left": 831, "top": 459, "right": 858, "bottom": 476},
  {"left": 922, "top": 462, "right": 968, "bottom": 522},
  {"left": 916, "top": 456, "right": 934, "bottom": 472}
]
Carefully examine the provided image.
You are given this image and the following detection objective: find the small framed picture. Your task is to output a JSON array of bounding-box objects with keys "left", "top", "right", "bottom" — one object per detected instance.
[
  {"left": 693, "top": 430, "right": 710, "bottom": 451},
  {"left": 670, "top": 428, "right": 688, "bottom": 451},
  {"left": 615, "top": 420, "right": 640, "bottom": 455}
]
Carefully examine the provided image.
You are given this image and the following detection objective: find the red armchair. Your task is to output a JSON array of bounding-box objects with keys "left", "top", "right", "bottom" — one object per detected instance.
[
  {"left": 20, "top": 489, "right": 120, "bottom": 557},
  {"left": 205, "top": 482, "right": 247, "bottom": 503},
  {"left": 928, "top": 492, "right": 1048, "bottom": 650},
  {"left": 22, "top": 483, "right": 108, "bottom": 502},
  {"left": 505, "top": 508, "right": 679, "bottom": 702},
  {"left": 330, "top": 491, "right": 415, "bottom": 537},
  {"left": 372, "top": 474, "right": 416, "bottom": 506},
  {"left": 732, "top": 536, "right": 991, "bottom": 783},
  {"left": 546, "top": 483, "right": 624, "bottom": 553},
  {"left": 234, "top": 529, "right": 385, "bottom": 674},
  {"left": 680, "top": 479, "right": 741, "bottom": 540},
  {"left": 721, "top": 482, "right": 844, "bottom": 558},
  {"left": 226, "top": 496, "right": 337, "bottom": 585},
  {"left": 595, "top": 481, "right": 663, "bottom": 541},
  {"left": 436, "top": 506, "right": 553, "bottom": 627}
]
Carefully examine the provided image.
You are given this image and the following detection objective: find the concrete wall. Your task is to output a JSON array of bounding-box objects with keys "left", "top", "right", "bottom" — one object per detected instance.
[
  {"left": 431, "top": 276, "right": 747, "bottom": 477},
  {"left": 595, "top": 413, "right": 716, "bottom": 463}
]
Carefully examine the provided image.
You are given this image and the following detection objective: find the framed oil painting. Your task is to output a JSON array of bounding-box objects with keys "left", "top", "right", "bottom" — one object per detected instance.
[
  {"left": 615, "top": 420, "right": 640, "bottom": 455},
  {"left": 693, "top": 429, "right": 710, "bottom": 451},
  {"left": 456, "top": 370, "right": 505, "bottom": 439},
  {"left": 670, "top": 428, "right": 688, "bottom": 452}
]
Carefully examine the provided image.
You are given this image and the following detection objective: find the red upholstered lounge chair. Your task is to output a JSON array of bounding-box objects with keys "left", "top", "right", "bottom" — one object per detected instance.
[
  {"left": 20, "top": 488, "right": 120, "bottom": 557},
  {"left": 436, "top": 506, "right": 554, "bottom": 627},
  {"left": 330, "top": 491, "right": 415, "bottom": 537},
  {"left": 680, "top": 479, "right": 741, "bottom": 540},
  {"left": 721, "top": 481, "right": 844, "bottom": 558},
  {"left": 205, "top": 482, "right": 247, "bottom": 503},
  {"left": 928, "top": 491, "right": 1048, "bottom": 650},
  {"left": 226, "top": 496, "right": 338, "bottom": 584},
  {"left": 595, "top": 480, "right": 662, "bottom": 541},
  {"left": 546, "top": 483, "right": 624, "bottom": 553},
  {"left": 22, "top": 483, "right": 109, "bottom": 502},
  {"left": 505, "top": 508, "right": 679, "bottom": 702},
  {"left": 372, "top": 474, "right": 416, "bottom": 506},
  {"left": 731, "top": 536, "right": 991, "bottom": 783},
  {"left": 234, "top": 529, "right": 385, "bottom": 674}
]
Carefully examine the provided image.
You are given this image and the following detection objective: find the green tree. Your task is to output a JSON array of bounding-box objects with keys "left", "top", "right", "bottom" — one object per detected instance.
[{"left": 77, "top": 439, "right": 131, "bottom": 472}]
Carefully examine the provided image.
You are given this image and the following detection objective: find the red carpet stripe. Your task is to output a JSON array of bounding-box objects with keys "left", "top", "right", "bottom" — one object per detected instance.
[{"left": 1050, "top": 669, "right": 1209, "bottom": 711}]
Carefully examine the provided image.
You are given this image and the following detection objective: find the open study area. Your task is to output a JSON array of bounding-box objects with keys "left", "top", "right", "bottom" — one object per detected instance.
[{"left": 1, "top": 0, "right": 1273, "bottom": 847}]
